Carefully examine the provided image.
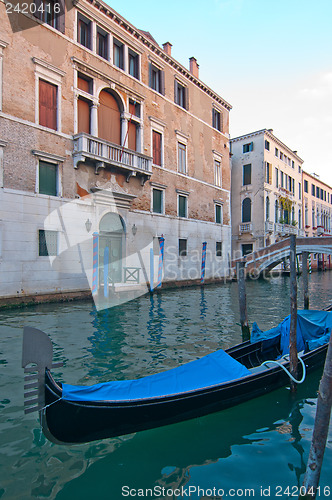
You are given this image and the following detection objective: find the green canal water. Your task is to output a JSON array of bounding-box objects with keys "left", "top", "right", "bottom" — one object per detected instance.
[{"left": 0, "top": 273, "right": 331, "bottom": 499}]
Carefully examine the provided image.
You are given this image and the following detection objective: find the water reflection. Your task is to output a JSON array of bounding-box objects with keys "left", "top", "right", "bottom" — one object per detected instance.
[{"left": 0, "top": 273, "right": 331, "bottom": 499}]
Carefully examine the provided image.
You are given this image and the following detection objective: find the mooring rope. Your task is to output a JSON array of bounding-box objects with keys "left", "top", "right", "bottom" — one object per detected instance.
[{"left": 261, "top": 353, "right": 306, "bottom": 384}]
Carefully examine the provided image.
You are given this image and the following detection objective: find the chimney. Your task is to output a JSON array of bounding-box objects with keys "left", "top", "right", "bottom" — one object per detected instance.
[
  {"left": 163, "top": 42, "right": 172, "bottom": 56},
  {"left": 189, "top": 57, "right": 199, "bottom": 78}
]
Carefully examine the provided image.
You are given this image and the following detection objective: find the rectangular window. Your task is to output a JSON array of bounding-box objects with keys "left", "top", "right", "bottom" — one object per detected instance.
[
  {"left": 39, "top": 160, "right": 58, "bottom": 196},
  {"left": 216, "top": 242, "right": 222, "bottom": 257},
  {"left": 152, "top": 131, "right": 162, "bottom": 166},
  {"left": 113, "top": 39, "right": 124, "bottom": 69},
  {"left": 242, "top": 244, "right": 253, "bottom": 257},
  {"left": 178, "top": 239, "right": 187, "bottom": 257},
  {"left": 39, "top": 0, "right": 59, "bottom": 29},
  {"left": 39, "top": 79, "right": 57, "bottom": 130},
  {"left": 39, "top": 230, "right": 57, "bottom": 256},
  {"left": 316, "top": 186, "right": 320, "bottom": 198},
  {"left": 281, "top": 172, "right": 284, "bottom": 188},
  {"left": 77, "top": 73, "right": 92, "bottom": 94},
  {"left": 243, "top": 142, "right": 253, "bottom": 153},
  {"left": 212, "top": 108, "right": 221, "bottom": 131},
  {"left": 215, "top": 204, "right": 222, "bottom": 224},
  {"left": 299, "top": 182, "right": 301, "bottom": 200},
  {"left": 214, "top": 160, "right": 221, "bottom": 187},
  {"left": 178, "top": 143, "right": 187, "bottom": 174},
  {"left": 175, "top": 80, "right": 188, "bottom": 109},
  {"left": 178, "top": 195, "right": 187, "bottom": 218},
  {"left": 149, "top": 63, "right": 164, "bottom": 94},
  {"left": 243, "top": 164, "right": 251, "bottom": 185},
  {"left": 312, "top": 184, "right": 315, "bottom": 196},
  {"left": 265, "top": 162, "right": 272, "bottom": 184},
  {"left": 152, "top": 188, "right": 163, "bottom": 214},
  {"left": 275, "top": 168, "right": 279, "bottom": 188},
  {"left": 78, "top": 15, "right": 91, "bottom": 49},
  {"left": 265, "top": 140, "right": 270, "bottom": 151},
  {"left": 280, "top": 151, "right": 283, "bottom": 160},
  {"left": 97, "top": 28, "right": 108, "bottom": 60},
  {"left": 128, "top": 49, "right": 139, "bottom": 79},
  {"left": 275, "top": 147, "right": 278, "bottom": 157},
  {"left": 304, "top": 179, "right": 308, "bottom": 193}
]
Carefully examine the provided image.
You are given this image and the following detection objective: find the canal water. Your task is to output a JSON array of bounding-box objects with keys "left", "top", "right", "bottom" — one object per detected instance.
[{"left": 0, "top": 273, "right": 331, "bottom": 499}]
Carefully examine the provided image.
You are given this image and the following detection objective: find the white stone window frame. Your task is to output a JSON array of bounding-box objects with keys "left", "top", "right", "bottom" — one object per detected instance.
[
  {"left": 176, "top": 188, "right": 189, "bottom": 219},
  {"left": 112, "top": 35, "right": 127, "bottom": 72},
  {"left": 213, "top": 150, "right": 223, "bottom": 188},
  {"left": 73, "top": 68, "right": 97, "bottom": 136},
  {"left": 214, "top": 200, "right": 223, "bottom": 225},
  {"left": 150, "top": 117, "right": 166, "bottom": 168},
  {"left": 37, "top": 228, "right": 59, "bottom": 259},
  {"left": 0, "top": 40, "right": 8, "bottom": 112},
  {"left": 150, "top": 182, "right": 167, "bottom": 215},
  {"left": 32, "top": 149, "right": 65, "bottom": 198},
  {"left": 33, "top": 57, "right": 65, "bottom": 133},
  {"left": 127, "top": 46, "right": 141, "bottom": 81},
  {"left": 175, "top": 130, "right": 189, "bottom": 175},
  {"left": 0, "top": 139, "right": 7, "bottom": 189},
  {"left": 123, "top": 97, "right": 144, "bottom": 153},
  {"left": 212, "top": 104, "right": 223, "bottom": 133}
]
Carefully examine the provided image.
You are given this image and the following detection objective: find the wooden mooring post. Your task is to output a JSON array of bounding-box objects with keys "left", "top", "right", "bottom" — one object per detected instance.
[
  {"left": 300, "top": 330, "right": 332, "bottom": 499},
  {"left": 302, "top": 251, "right": 309, "bottom": 310},
  {"left": 289, "top": 234, "right": 298, "bottom": 393},
  {"left": 236, "top": 261, "right": 250, "bottom": 341}
]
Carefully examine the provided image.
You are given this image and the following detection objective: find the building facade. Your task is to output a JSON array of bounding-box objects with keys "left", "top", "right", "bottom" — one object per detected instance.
[
  {"left": 302, "top": 171, "right": 332, "bottom": 270},
  {"left": 0, "top": 0, "right": 232, "bottom": 304},
  {"left": 230, "top": 129, "right": 304, "bottom": 258}
]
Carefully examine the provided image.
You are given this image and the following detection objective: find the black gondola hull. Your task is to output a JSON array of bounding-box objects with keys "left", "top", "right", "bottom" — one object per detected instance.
[{"left": 41, "top": 341, "right": 328, "bottom": 444}]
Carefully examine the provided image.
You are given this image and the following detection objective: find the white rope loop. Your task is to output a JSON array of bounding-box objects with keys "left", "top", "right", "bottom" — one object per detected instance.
[{"left": 261, "top": 354, "right": 306, "bottom": 384}]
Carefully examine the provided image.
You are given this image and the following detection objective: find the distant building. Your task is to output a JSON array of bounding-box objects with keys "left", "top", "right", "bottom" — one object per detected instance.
[
  {"left": 302, "top": 171, "right": 332, "bottom": 270},
  {"left": 230, "top": 129, "right": 304, "bottom": 257},
  {"left": 0, "top": 0, "right": 232, "bottom": 304}
]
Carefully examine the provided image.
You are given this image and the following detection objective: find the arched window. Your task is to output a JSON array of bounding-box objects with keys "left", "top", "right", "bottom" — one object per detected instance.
[
  {"left": 242, "top": 198, "right": 251, "bottom": 223},
  {"left": 275, "top": 200, "right": 279, "bottom": 223},
  {"left": 266, "top": 196, "right": 270, "bottom": 221},
  {"left": 98, "top": 90, "right": 122, "bottom": 145}
]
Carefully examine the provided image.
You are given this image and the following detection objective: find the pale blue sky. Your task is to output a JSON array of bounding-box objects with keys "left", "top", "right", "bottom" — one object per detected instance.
[{"left": 106, "top": 0, "right": 332, "bottom": 184}]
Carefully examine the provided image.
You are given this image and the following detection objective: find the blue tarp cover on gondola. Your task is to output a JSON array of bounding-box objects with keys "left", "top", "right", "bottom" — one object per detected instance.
[
  {"left": 251, "top": 310, "right": 332, "bottom": 355},
  {"left": 62, "top": 348, "right": 251, "bottom": 402}
]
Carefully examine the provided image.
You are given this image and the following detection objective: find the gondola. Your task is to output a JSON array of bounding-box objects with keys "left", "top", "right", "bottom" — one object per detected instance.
[{"left": 22, "top": 309, "right": 332, "bottom": 445}]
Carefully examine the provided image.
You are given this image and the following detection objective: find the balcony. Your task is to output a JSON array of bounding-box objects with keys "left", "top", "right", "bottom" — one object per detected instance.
[
  {"left": 73, "top": 133, "right": 153, "bottom": 184},
  {"left": 265, "top": 221, "right": 274, "bottom": 233},
  {"left": 239, "top": 222, "right": 253, "bottom": 234}
]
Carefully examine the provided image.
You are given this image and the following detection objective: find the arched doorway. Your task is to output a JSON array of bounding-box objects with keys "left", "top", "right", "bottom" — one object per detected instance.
[
  {"left": 99, "top": 212, "right": 125, "bottom": 284},
  {"left": 98, "top": 89, "right": 122, "bottom": 145}
]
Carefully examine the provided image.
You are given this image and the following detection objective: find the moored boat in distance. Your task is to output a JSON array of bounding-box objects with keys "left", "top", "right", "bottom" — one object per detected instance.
[{"left": 22, "top": 310, "right": 332, "bottom": 444}]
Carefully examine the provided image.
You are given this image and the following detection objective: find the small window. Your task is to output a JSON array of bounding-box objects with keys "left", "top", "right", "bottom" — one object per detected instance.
[
  {"left": 178, "top": 143, "right": 187, "bottom": 174},
  {"left": 316, "top": 186, "right": 319, "bottom": 198},
  {"left": 39, "top": 160, "right": 58, "bottom": 196},
  {"left": 304, "top": 179, "right": 308, "bottom": 193},
  {"left": 149, "top": 63, "right": 164, "bottom": 94},
  {"left": 152, "top": 131, "right": 162, "bottom": 166},
  {"left": 212, "top": 108, "right": 221, "bottom": 131},
  {"left": 216, "top": 242, "right": 222, "bottom": 257},
  {"left": 128, "top": 49, "right": 139, "bottom": 79},
  {"left": 152, "top": 188, "right": 163, "bottom": 214},
  {"left": 39, "top": 79, "right": 57, "bottom": 130},
  {"left": 178, "top": 195, "right": 187, "bottom": 218},
  {"left": 242, "top": 198, "right": 251, "bottom": 223},
  {"left": 280, "top": 151, "right": 283, "bottom": 160},
  {"left": 77, "top": 15, "right": 91, "bottom": 49},
  {"left": 265, "top": 162, "right": 272, "bottom": 184},
  {"left": 243, "top": 164, "right": 251, "bottom": 185},
  {"left": 242, "top": 244, "right": 253, "bottom": 257},
  {"left": 97, "top": 27, "right": 108, "bottom": 60},
  {"left": 265, "top": 140, "right": 270, "bottom": 151},
  {"left": 299, "top": 183, "right": 301, "bottom": 200},
  {"left": 214, "top": 160, "right": 221, "bottom": 187},
  {"left": 179, "top": 239, "right": 187, "bottom": 257},
  {"left": 77, "top": 73, "right": 92, "bottom": 94},
  {"left": 243, "top": 142, "right": 253, "bottom": 153},
  {"left": 275, "top": 167, "right": 279, "bottom": 188},
  {"left": 175, "top": 80, "right": 188, "bottom": 109},
  {"left": 215, "top": 204, "right": 222, "bottom": 224},
  {"left": 275, "top": 147, "right": 278, "bottom": 157},
  {"left": 280, "top": 172, "right": 284, "bottom": 188},
  {"left": 113, "top": 38, "right": 124, "bottom": 69},
  {"left": 311, "top": 184, "right": 315, "bottom": 196},
  {"left": 39, "top": 230, "right": 58, "bottom": 256}
]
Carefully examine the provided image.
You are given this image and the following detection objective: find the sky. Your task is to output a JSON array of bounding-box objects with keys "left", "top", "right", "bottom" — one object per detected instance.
[{"left": 105, "top": 0, "right": 332, "bottom": 186}]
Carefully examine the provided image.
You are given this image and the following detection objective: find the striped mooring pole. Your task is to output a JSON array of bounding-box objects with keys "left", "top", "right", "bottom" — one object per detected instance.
[
  {"left": 157, "top": 237, "right": 165, "bottom": 288},
  {"left": 92, "top": 232, "right": 99, "bottom": 295},
  {"left": 308, "top": 253, "right": 312, "bottom": 274},
  {"left": 201, "top": 242, "right": 207, "bottom": 284},
  {"left": 150, "top": 248, "right": 154, "bottom": 292}
]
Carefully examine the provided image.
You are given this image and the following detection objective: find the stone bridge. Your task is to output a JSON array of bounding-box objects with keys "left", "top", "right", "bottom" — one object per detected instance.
[{"left": 232, "top": 237, "right": 332, "bottom": 277}]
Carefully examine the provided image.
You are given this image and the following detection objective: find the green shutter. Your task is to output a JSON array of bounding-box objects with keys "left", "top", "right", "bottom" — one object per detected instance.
[
  {"left": 178, "top": 195, "right": 187, "bottom": 218},
  {"left": 153, "top": 189, "right": 162, "bottom": 213},
  {"left": 39, "top": 161, "right": 57, "bottom": 196}
]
